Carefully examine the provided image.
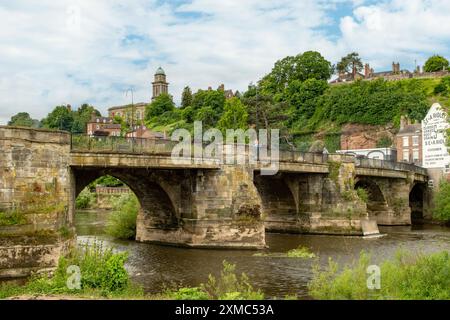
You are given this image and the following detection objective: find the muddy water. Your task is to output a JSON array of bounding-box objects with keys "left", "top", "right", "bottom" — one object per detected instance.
[{"left": 76, "top": 210, "right": 450, "bottom": 299}]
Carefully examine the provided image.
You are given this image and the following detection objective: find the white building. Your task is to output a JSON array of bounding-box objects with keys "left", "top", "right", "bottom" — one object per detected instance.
[{"left": 336, "top": 147, "right": 397, "bottom": 161}]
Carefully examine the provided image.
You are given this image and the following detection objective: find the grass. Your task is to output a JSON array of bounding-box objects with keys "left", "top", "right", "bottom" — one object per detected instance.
[
  {"left": 308, "top": 250, "right": 450, "bottom": 300},
  {"left": 0, "top": 240, "right": 144, "bottom": 300},
  {"left": 0, "top": 210, "right": 27, "bottom": 226}
]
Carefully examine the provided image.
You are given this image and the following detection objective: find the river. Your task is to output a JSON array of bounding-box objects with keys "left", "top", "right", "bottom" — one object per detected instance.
[{"left": 76, "top": 209, "right": 450, "bottom": 299}]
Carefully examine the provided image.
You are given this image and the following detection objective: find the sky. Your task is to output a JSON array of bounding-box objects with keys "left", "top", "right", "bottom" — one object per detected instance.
[{"left": 1, "top": 0, "right": 450, "bottom": 124}]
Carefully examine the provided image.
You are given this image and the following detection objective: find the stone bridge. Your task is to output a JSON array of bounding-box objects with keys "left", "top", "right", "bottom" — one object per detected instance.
[{"left": 0, "top": 127, "right": 429, "bottom": 277}]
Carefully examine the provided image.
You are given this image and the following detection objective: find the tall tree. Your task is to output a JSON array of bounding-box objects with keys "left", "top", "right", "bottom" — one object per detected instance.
[
  {"left": 424, "top": 55, "right": 449, "bottom": 72},
  {"left": 217, "top": 97, "right": 248, "bottom": 132},
  {"left": 40, "top": 105, "right": 74, "bottom": 131},
  {"left": 72, "top": 103, "right": 101, "bottom": 133},
  {"left": 8, "top": 112, "right": 39, "bottom": 127},
  {"left": 145, "top": 93, "right": 175, "bottom": 120},
  {"left": 259, "top": 51, "right": 333, "bottom": 95},
  {"left": 337, "top": 52, "right": 363, "bottom": 77},
  {"left": 181, "top": 86, "right": 193, "bottom": 109}
]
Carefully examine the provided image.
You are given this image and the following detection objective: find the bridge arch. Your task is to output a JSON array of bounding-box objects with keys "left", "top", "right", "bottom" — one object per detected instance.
[
  {"left": 354, "top": 178, "right": 388, "bottom": 220},
  {"left": 71, "top": 168, "right": 180, "bottom": 233},
  {"left": 253, "top": 172, "right": 298, "bottom": 232},
  {"left": 409, "top": 182, "right": 427, "bottom": 223}
]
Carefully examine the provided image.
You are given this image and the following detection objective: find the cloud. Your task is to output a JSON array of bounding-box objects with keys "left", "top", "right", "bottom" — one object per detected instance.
[{"left": 0, "top": 0, "right": 449, "bottom": 124}]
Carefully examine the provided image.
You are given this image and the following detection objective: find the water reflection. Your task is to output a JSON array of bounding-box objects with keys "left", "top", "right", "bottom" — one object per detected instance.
[{"left": 76, "top": 210, "right": 450, "bottom": 299}]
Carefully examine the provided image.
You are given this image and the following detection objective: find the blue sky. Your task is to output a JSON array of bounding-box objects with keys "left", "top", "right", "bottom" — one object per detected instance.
[{"left": 1, "top": 0, "right": 450, "bottom": 124}]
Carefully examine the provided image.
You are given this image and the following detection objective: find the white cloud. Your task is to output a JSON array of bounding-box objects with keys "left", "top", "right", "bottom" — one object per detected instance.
[{"left": 0, "top": 0, "right": 449, "bottom": 124}]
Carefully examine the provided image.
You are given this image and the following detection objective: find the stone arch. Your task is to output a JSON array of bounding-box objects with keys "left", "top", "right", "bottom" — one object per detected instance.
[
  {"left": 71, "top": 168, "right": 179, "bottom": 231},
  {"left": 253, "top": 172, "right": 298, "bottom": 232},
  {"left": 354, "top": 178, "right": 388, "bottom": 219},
  {"left": 409, "top": 182, "right": 426, "bottom": 223}
]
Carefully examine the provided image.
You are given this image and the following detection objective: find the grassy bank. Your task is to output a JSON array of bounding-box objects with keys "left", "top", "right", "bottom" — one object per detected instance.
[{"left": 308, "top": 250, "right": 450, "bottom": 300}]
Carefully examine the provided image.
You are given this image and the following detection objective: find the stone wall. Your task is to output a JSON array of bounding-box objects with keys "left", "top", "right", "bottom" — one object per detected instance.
[{"left": 0, "top": 126, "right": 73, "bottom": 277}]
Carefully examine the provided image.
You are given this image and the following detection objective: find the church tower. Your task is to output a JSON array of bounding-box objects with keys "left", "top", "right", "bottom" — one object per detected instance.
[{"left": 152, "top": 67, "right": 169, "bottom": 101}]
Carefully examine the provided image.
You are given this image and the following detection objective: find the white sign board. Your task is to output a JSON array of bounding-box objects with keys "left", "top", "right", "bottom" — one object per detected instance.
[{"left": 421, "top": 103, "right": 450, "bottom": 168}]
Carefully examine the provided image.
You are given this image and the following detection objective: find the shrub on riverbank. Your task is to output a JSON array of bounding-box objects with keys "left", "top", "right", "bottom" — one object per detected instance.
[
  {"left": 0, "top": 241, "right": 143, "bottom": 299},
  {"left": 433, "top": 180, "right": 450, "bottom": 222},
  {"left": 308, "top": 250, "right": 450, "bottom": 300},
  {"left": 75, "top": 188, "right": 96, "bottom": 209},
  {"left": 106, "top": 194, "right": 139, "bottom": 239},
  {"left": 164, "top": 261, "right": 264, "bottom": 300}
]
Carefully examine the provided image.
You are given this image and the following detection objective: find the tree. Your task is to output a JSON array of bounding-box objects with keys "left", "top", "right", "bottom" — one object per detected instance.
[
  {"left": 259, "top": 51, "right": 333, "bottom": 94},
  {"left": 433, "top": 180, "right": 450, "bottom": 222},
  {"left": 424, "top": 55, "right": 449, "bottom": 72},
  {"left": 181, "top": 86, "right": 193, "bottom": 109},
  {"left": 72, "top": 103, "right": 101, "bottom": 134},
  {"left": 145, "top": 93, "right": 175, "bottom": 120},
  {"left": 8, "top": 112, "right": 39, "bottom": 127},
  {"left": 337, "top": 52, "right": 363, "bottom": 77},
  {"left": 217, "top": 97, "right": 248, "bottom": 132},
  {"left": 40, "top": 105, "right": 74, "bottom": 131}
]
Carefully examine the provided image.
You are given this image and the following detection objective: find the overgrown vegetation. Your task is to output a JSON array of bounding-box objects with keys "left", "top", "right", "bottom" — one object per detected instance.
[
  {"left": 75, "top": 188, "right": 96, "bottom": 209},
  {"left": 0, "top": 210, "right": 27, "bottom": 226},
  {"left": 356, "top": 188, "right": 369, "bottom": 203},
  {"left": 433, "top": 180, "right": 450, "bottom": 222},
  {"left": 308, "top": 250, "right": 450, "bottom": 300},
  {"left": 286, "top": 246, "right": 316, "bottom": 258},
  {"left": 0, "top": 241, "right": 144, "bottom": 299},
  {"left": 106, "top": 193, "right": 140, "bottom": 239},
  {"left": 164, "top": 261, "right": 264, "bottom": 300}
]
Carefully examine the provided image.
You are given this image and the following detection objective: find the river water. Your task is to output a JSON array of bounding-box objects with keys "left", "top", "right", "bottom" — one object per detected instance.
[{"left": 76, "top": 210, "right": 450, "bottom": 299}]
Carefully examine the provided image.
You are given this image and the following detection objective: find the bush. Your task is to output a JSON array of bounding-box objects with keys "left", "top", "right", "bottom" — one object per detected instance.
[
  {"left": 287, "top": 246, "right": 316, "bottom": 258},
  {"left": 0, "top": 241, "right": 143, "bottom": 299},
  {"left": 106, "top": 193, "right": 139, "bottom": 239},
  {"left": 201, "top": 261, "right": 264, "bottom": 300},
  {"left": 433, "top": 180, "right": 450, "bottom": 222},
  {"left": 356, "top": 188, "right": 369, "bottom": 203},
  {"left": 76, "top": 188, "right": 96, "bottom": 209},
  {"left": 308, "top": 250, "right": 450, "bottom": 300}
]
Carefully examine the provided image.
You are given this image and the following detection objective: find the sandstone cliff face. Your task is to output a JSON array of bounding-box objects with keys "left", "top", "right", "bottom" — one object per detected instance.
[{"left": 339, "top": 124, "right": 397, "bottom": 150}]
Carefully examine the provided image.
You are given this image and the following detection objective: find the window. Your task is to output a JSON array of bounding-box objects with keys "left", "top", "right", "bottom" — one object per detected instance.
[
  {"left": 412, "top": 136, "right": 419, "bottom": 146},
  {"left": 403, "top": 136, "right": 409, "bottom": 147},
  {"left": 136, "top": 111, "right": 141, "bottom": 120},
  {"left": 413, "top": 149, "right": 419, "bottom": 161},
  {"left": 403, "top": 150, "right": 409, "bottom": 162}
]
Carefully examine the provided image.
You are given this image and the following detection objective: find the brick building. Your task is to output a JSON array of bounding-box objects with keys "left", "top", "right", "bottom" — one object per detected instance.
[{"left": 396, "top": 117, "right": 422, "bottom": 165}]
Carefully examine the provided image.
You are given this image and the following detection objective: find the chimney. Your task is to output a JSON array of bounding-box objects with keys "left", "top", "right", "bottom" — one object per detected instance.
[
  {"left": 208, "top": 86, "right": 212, "bottom": 91},
  {"left": 396, "top": 62, "right": 400, "bottom": 73},
  {"left": 400, "top": 115, "right": 407, "bottom": 130},
  {"left": 364, "top": 63, "right": 371, "bottom": 78},
  {"left": 218, "top": 84, "right": 225, "bottom": 91},
  {"left": 66, "top": 104, "right": 72, "bottom": 111},
  {"left": 392, "top": 62, "right": 396, "bottom": 73}
]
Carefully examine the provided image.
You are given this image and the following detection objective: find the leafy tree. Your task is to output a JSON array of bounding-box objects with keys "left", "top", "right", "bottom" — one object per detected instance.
[
  {"left": 424, "top": 55, "right": 449, "bottom": 72},
  {"left": 195, "top": 106, "right": 217, "bottom": 128},
  {"left": 181, "top": 86, "right": 193, "bottom": 109},
  {"left": 217, "top": 97, "right": 248, "bottom": 132},
  {"left": 433, "top": 180, "right": 450, "bottom": 222},
  {"left": 71, "top": 103, "right": 101, "bottom": 134},
  {"left": 8, "top": 112, "right": 39, "bottom": 127},
  {"left": 192, "top": 89, "right": 226, "bottom": 114},
  {"left": 41, "top": 105, "right": 74, "bottom": 131},
  {"left": 259, "top": 51, "right": 333, "bottom": 94},
  {"left": 145, "top": 93, "right": 175, "bottom": 120},
  {"left": 285, "top": 79, "right": 328, "bottom": 121},
  {"left": 337, "top": 52, "right": 363, "bottom": 76}
]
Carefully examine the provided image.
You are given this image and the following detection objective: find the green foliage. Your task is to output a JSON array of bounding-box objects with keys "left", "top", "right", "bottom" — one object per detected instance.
[
  {"left": 165, "top": 287, "right": 209, "bottom": 300},
  {"left": 319, "top": 79, "right": 428, "bottom": 126},
  {"left": 433, "top": 180, "right": 450, "bottom": 222},
  {"left": 424, "top": 55, "right": 449, "bottom": 72},
  {"left": 90, "top": 175, "right": 124, "bottom": 188},
  {"left": 0, "top": 241, "right": 143, "bottom": 299},
  {"left": 0, "top": 210, "right": 27, "bottom": 226},
  {"left": 308, "top": 250, "right": 450, "bottom": 300},
  {"left": 145, "top": 93, "right": 175, "bottom": 120},
  {"left": 356, "top": 188, "right": 369, "bottom": 203},
  {"left": 106, "top": 193, "right": 139, "bottom": 239},
  {"left": 217, "top": 97, "right": 248, "bottom": 132},
  {"left": 181, "top": 86, "right": 193, "bottom": 109},
  {"left": 260, "top": 51, "right": 333, "bottom": 94},
  {"left": 8, "top": 112, "right": 40, "bottom": 127},
  {"left": 201, "top": 261, "right": 264, "bottom": 300},
  {"left": 324, "top": 134, "right": 341, "bottom": 152},
  {"left": 434, "top": 76, "right": 450, "bottom": 96},
  {"left": 376, "top": 135, "right": 393, "bottom": 148},
  {"left": 75, "top": 188, "right": 96, "bottom": 209},
  {"left": 40, "top": 104, "right": 100, "bottom": 133},
  {"left": 286, "top": 246, "right": 316, "bottom": 258},
  {"left": 336, "top": 52, "right": 363, "bottom": 75}
]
